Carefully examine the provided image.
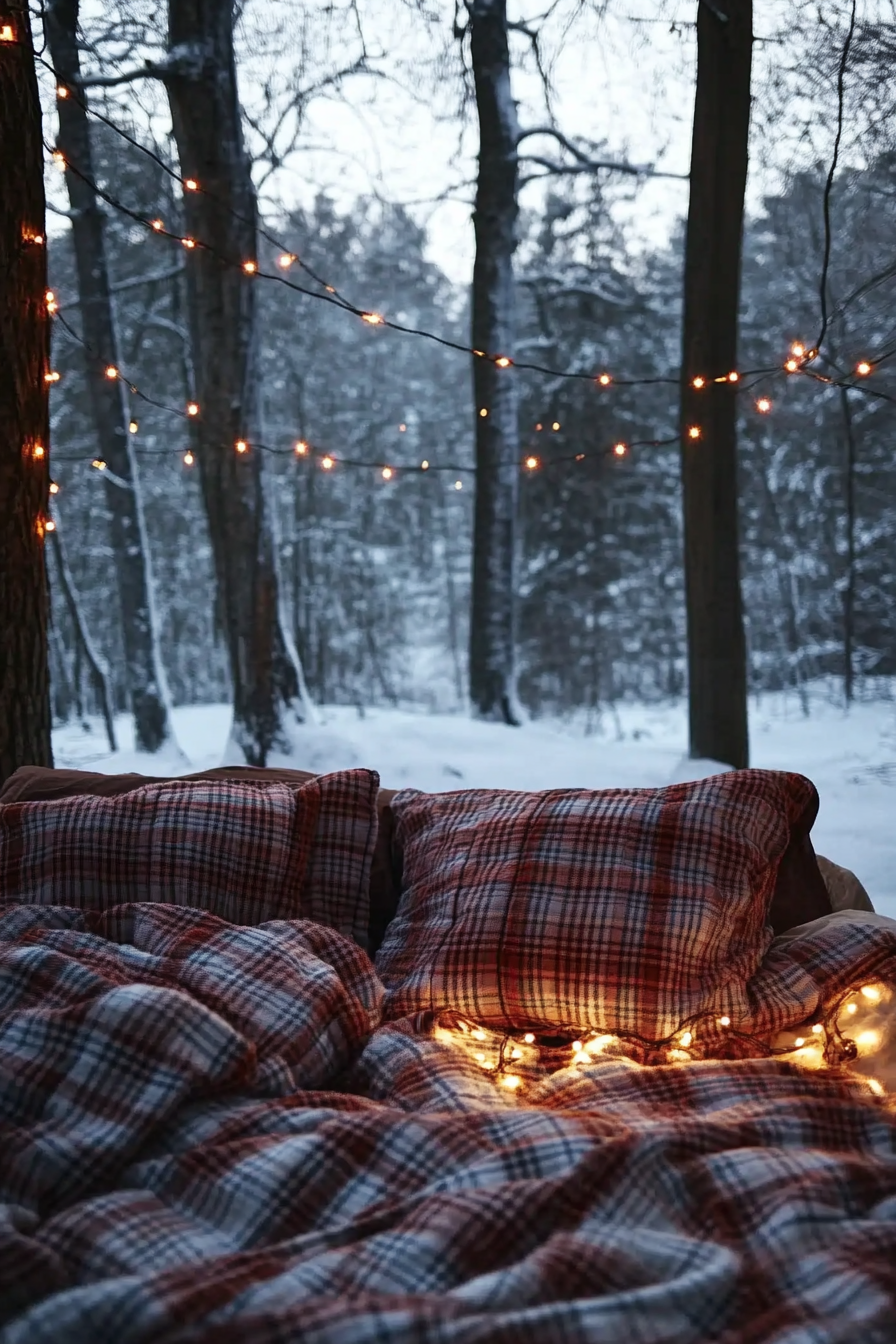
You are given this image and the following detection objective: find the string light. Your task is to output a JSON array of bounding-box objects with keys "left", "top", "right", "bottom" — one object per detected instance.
[
  {"left": 242, "top": 260, "right": 257, "bottom": 275},
  {"left": 719, "top": 1016, "right": 731, "bottom": 1027},
  {"left": 91, "top": 458, "right": 106, "bottom": 470},
  {"left": 44, "top": 371, "right": 61, "bottom": 383},
  {"left": 421, "top": 460, "right": 429, "bottom": 470},
  {"left": 361, "top": 312, "right": 383, "bottom": 325},
  {"left": 680, "top": 1031, "right": 693, "bottom": 1047},
  {"left": 52, "top": 150, "right": 65, "bottom": 171},
  {"left": 525, "top": 455, "right": 539, "bottom": 470},
  {"left": 812, "top": 1023, "right": 823, "bottom": 1034},
  {"left": 399, "top": 423, "right": 406, "bottom": 432},
  {"left": 277, "top": 253, "right": 295, "bottom": 269},
  {"left": 32, "top": 444, "right": 45, "bottom": 460},
  {"left": 687, "top": 425, "right": 702, "bottom": 440},
  {"left": 382, "top": 466, "right": 393, "bottom": 480},
  {"left": 597, "top": 373, "right": 612, "bottom": 386},
  {"left": 56, "top": 85, "right": 68, "bottom": 99},
  {"left": 861, "top": 984, "right": 883, "bottom": 1003},
  {"left": 181, "top": 237, "right": 196, "bottom": 250},
  {"left": 856, "top": 360, "right": 872, "bottom": 376},
  {"left": 692, "top": 376, "right": 706, "bottom": 389},
  {"left": 45, "top": 290, "right": 57, "bottom": 314},
  {"left": 846, "top": 1002, "right": 858, "bottom": 1014},
  {"left": 129, "top": 420, "right": 138, "bottom": 434},
  {"left": 49, "top": 482, "right": 59, "bottom": 495},
  {"left": 756, "top": 397, "right": 772, "bottom": 413},
  {"left": 455, "top": 480, "right": 463, "bottom": 490},
  {"left": 183, "top": 450, "right": 194, "bottom": 466},
  {"left": 186, "top": 401, "right": 199, "bottom": 416},
  {"left": 727, "top": 371, "right": 739, "bottom": 383},
  {"left": 495, "top": 356, "right": 513, "bottom": 368},
  {"left": 613, "top": 442, "right": 627, "bottom": 457},
  {"left": 235, "top": 440, "right": 248, "bottom": 454},
  {"left": 0, "top": 23, "right": 15, "bottom": 40},
  {"left": 151, "top": 218, "right": 164, "bottom": 232},
  {"left": 184, "top": 178, "right": 198, "bottom": 191},
  {"left": 552, "top": 422, "right": 560, "bottom": 431},
  {"left": 44, "top": 518, "right": 56, "bottom": 532},
  {"left": 294, "top": 440, "right": 307, "bottom": 456},
  {"left": 785, "top": 358, "right": 799, "bottom": 373},
  {"left": 479, "top": 408, "right": 488, "bottom": 417},
  {"left": 321, "top": 455, "right": 334, "bottom": 470},
  {"left": 535, "top": 423, "right": 543, "bottom": 431},
  {"left": 524, "top": 1033, "right": 535, "bottom": 1044}
]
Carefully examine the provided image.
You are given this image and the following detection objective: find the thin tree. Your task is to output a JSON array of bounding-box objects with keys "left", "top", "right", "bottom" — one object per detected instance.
[
  {"left": 164, "top": 0, "right": 312, "bottom": 763},
  {"left": 679, "top": 0, "right": 752, "bottom": 768},
  {"left": 0, "top": 1, "right": 53, "bottom": 785},
  {"left": 44, "top": 0, "right": 175, "bottom": 754},
  {"left": 466, "top": 0, "right": 524, "bottom": 723}
]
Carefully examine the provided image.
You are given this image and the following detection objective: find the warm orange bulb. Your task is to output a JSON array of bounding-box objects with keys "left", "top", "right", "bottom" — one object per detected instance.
[
  {"left": 382, "top": 466, "right": 393, "bottom": 480},
  {"left": 129, "top": 420, "right": 138, "bottom": 434},
  {"left": 325, "top": 285, "right": 335, "bottom": 294},
  {"left": 242, "top": 260, "right": 257, "bottom": 275},
  {"left": 104, "top": 365, "right": 118, "bottom": 380},
  {"left": 791, "top": 342, "right": 805, "bottom": 358},
  {"left": 575, "top": 453, "right": 585, "bottom": 461},
  {"left": 756, "top": 397, "right": 772, "bottom": 413},
  {"left": 552, "top": 421, "right": 560, "bottom": 431},
  {"left": 856, "top": 360, "right": 872, "bottom": 376},
  {"left": 727, "top": 371, "right": 739, "bottom": 383},
  {"left": 321, "top": 455, "right": 334, "bottom": 470},
  {"left": 535, "top": 422, "right": 543, "bottom": 431},
  {"left": 294, "top": 440, "right": 307, "bottom": 456},
  {"left": 361, "top": 312, "right": 383, "bottom": 325},
  {"left": 183, "top": 450, "right": 194, "bottom": 466},
  {"left": 0, "top": 24, "right": 15, "bottom": 40},
  {"left": 92, "top": 459, "right": 106, "bottom": 470},
  {"left": 454, "top": 480, "right": 463, "bottom": 490},
  {"left": 495, "top": 356, "right": 512, "bottom": 368},
  {"left": 479, "top": 408, "right": 488, "bottom": 417},
  {"left": 277, "top": 253, "right": 295, "bottom": 269},
  {"left": 33, "top": 444, "right": 45, "bottom": 459},
  {"left": 613, "top": 442, "right": 627, "bottom": 456},
  {"left": 44, "top": 518, "right": 56, "bottom": 532},
  {"left": 598, "top": 373, "right": 611, "bottom": 386},
  {"left": 44, "top": 371, "right": 61, "bottom": 383},
  {"left": 687, "top": 425, "right": 702, "bottom": 440},
  {"left": 151, "top": 219, "right": 164, "bottom": 232},
  {"left": 49, "top": 481, "right": 59, "bottom": 494},
  {"left": 235, "top": 440, "right": 248, "bottom": 454},
  {"left": 691, "top": 376, "right": 705, "bottom": 389},
  {"left": 181, "top": 237, "right": 196, "bottom": 249},
  {"left": 399, "top": 423, "right": 406, "bottom": 432},
  {"left": 56, "top": 85, "right": 69, "bottom": 99},
  {"left": 52, "top": 150, "right": 65, "bottom": 171},
  {"left": 784, "top": 358, "right": 799, "bottom": 373},
  {"left": 45, "top": 290, "right": 57, "bottom": 313},
  {"left": 184, "top": 178, "right": 198, "bottom": 191},
  {"left": 186, "top": 401, "right": 199, "bottom": 416},
  {"left": 525, "top": 455, "right": 539, "bottom": 470},
  {"left": 421, "top": 460, "right": 429, "bottom": 470}
]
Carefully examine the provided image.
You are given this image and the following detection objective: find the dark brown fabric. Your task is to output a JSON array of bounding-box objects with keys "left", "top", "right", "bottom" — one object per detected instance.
[
  {"left": 0, "top": 766, "right": 400, "bottom": 953},
  {"left": 1, "top": 765, "right": 831, "bottom": 947}
]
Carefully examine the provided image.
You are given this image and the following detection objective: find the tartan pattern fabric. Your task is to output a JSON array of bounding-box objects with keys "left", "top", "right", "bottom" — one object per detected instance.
[
  {"left": 376, "top": 770, "right": 816, "bottom": 1038},
  {"left": 4, "top": 903, "right": 896, "bottom": 1341},
  {"left": 303, "top": 768, "right": 381, "bottom": 947},
  {"left": 0, "top": 780, "right": 318, "bottom": 927}
]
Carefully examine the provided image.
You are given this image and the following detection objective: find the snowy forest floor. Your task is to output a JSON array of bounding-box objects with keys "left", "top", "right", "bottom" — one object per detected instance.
[{"left": 52, "top": 686, "right": 896, "bottom": 920}]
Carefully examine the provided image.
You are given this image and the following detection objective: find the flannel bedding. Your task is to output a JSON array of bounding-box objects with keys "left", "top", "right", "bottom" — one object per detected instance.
[{"left": 3, "top": 902, "right": 896, "bottom": 1343}]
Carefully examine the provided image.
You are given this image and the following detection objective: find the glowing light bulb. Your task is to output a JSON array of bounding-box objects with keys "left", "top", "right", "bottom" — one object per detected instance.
[
  {"left": 525, "top": 455, "right": 539, "bottom": 470},
  {"left": 680, "top": 1031, "right": 693, "bottom": 1047},
  {"left": 794, "top": 1037, "right": 805, "bottom": 1048},
  {"left": 104, "top": 365, "right": 118, "bottom": 380},
  {"left": 856, "top": 361, "right": 872, "bottom": 376},
  {"left": 382, "top": 466, "right": 393, "bottom": 480},
  {"left": 44, "top": 371, "right": 61, "bottom": 383},
  {"left": 421, "top": 460, "right": 429, "bottom": 470},
  {"left": 45, "top": 290, "right": 57, "bottom": 313},
  {"left": 719, "top": 1016, "right": 731, "bottom": 1027},
  {"left": 861, "top": 985, "right": 882, "bottom": 1002},
  {"left": 868, "top": 1079, "right": 885, "bottom": 1096},
  {"left": 0, "top": 24, "right": 15, "bottom": 40},
  {"left": 52, "top": 150, "right": 65, "bottom": 171},
  {"left": 44, "top": 518, "right": 56, "bottom": 532},
  {"left": 455, "top": 480, "right": 463, "bottom": 490},
  {"left": 242, "top": 261, "right": 257, "bottom": 275},
  {"left": 472, "top": 1029, "right": 486, "bottom": 1041},
  {"left": 182, "top": 237, "right": 196, "bottom": 249},
  {"left": 235, "top": 440, "right": 248, "bottom": 454},
  {"left": 728, "top": 371, "right": 739, "bottom": 382},
  {"left": 552, "top": 421, "right": 560, "bottom": 431},
  {"left": 325, "top": 285, "right": 335, "bottom": 294},
  {"left": 523, "top": 1033, "right": 535, "bottom": 1044},
  {"left": 846, "top": 1002, "right": 858, "bottom": 1015},
  {"left": 128, "top": 420, "right": 138, "bottom": 434},
  {"left": 184, "top": 178, "right": 198, "bottom": 191},
  {"left": 151, "top": 219, "right": 164, "bottom": 232},
  {"left": 399, "top": 423, "right": 406, "bottom": 432},
  {"left": 692, "top": 376, "right": 706, "bottom": 389},
  {"left": 501, "top": 1075, "right": 521, "bottom": 1090},
  {"left": 535, "top": 423, "right": 543, "bottom": 431},
  {"left": 812, "top": 1023, "right": 823, "bottom": 1034},
  {"left": 474, "top": 1052, "right": 486, "bottom": 1062},
  {"left": 575, "top": 453, "right": 585, "bottom": 461},
  {"left": 495, "top": 356, "right": 512, "bottom": 368},
  {"left": 791, "top": 343, "right": 805, "bottom": 358},
  {"left": 294, "top": 440, "right": 307, "bottom": 456},
  {"left": 785, "top": 358, "right": 799, "bottom": 373},
  {"left": 479, "top": 408, "right": 488, "bottom": 418},
  {"left": 33, "top": 444, "right": 45, "bottom": 459},
  {"left": 361, "top": 312, "right": 383, "bottom": 325},
  {"left": 598, "top": 373, "right": 612, "bottom": 386},
  {"left": 856, "top": 1030, "right": 881, "bottom": 1053},
  {"left": 277, "top": 253, "right": 295, "bottom": 269},
  {"left": 186, "top": 401, "right": 199, "bottom": 416},
  {"left": 56, "top": 85, "right": 68, "bottom": 99},
  {"left": 613, "top": 442, "right": 627, "bottom": 457},
  {"left": 49, "top": 481, "right": 59, "bottom": 495},
  {"left": 687, "top": 425, "right": 702, "bottom": 440},
  {"left": 91, "top": 459, "right": 106, "bottom": 470},
  {"left": 756, "top": 397, "right": 772, "bottom": 413},
  {"left": 571, "top": 1041, "right": 583, "bottom": 1052},
  {"left": 321, "top": 455, "right": 334, "bottom": 470},
  {"left": 183, "top": 450, "right": 194, "bottom": 466}
]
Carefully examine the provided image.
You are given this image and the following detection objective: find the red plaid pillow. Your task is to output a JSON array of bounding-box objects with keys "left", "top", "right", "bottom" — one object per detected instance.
[
  {"left": 0, "top": 769, "right": 380, "bottom": 942},
  {"left": 375, "top": 770, "right": 816, "bottom": 1039}
]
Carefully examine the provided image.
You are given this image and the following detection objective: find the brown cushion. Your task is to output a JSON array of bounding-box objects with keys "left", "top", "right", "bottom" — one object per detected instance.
[
  {"left": 0, "top": 766, "right": 400, "bottom": 953},
  {"left": 765, "top": 784, "right": 832, "bottom": 935}
]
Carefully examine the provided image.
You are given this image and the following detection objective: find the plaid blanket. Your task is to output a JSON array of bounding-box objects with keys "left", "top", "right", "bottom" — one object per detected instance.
[{"left": 3, "top": 903, "right": 896, "bottom": 1343}]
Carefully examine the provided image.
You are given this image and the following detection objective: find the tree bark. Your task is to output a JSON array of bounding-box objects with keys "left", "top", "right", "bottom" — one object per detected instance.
[
  {"left": 44, "top": 0, "right": 174, "bottom": 754},
  {"left": 840, "top": 386, "right": 857, "bottom": 705},
  {"left": 0, "top": 1, "right": 53, "bottom": 786},
  {"left": 679, "top": 0, "right": 752, "bottom": 768},
  {"left": 48, "top": 522, "right": 118, "bottom": 751},
  {"left": 165, "top": 0, "right": 312, "bottom": 765},
  {"left": 467, "top": 0, "right": 523, "bottom": 725}
]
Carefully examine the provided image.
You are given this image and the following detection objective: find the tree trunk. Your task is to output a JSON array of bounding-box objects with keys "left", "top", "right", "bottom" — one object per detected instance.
[
  {"left": 44, "top": 0, "right": 174, "bottom": 754},
  {"left": 0, "top": 1, "right": 53, "bottom": 786},
  {"left": 467, "top": 0, "right": 523, "bottom": 725},
  {"left": 165, "top": 0, "right": 312, "bottom": 765},
  {"left": 679, "top": 0, "right": 752, "bottom": 768},
  {"left": 840, "top": 386, "right": 857, "bottom": 705},
  {"left": 48, "top": 521, "right": 118, "bottom": 751}
]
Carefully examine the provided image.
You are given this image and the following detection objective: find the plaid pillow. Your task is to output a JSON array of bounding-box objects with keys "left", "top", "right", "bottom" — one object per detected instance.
[
  {"left": 0, "top": 769, "right": 380, "bottom": 942},
  {"left": 375, "top": 770, "right": 816, "bottom": 1040}
]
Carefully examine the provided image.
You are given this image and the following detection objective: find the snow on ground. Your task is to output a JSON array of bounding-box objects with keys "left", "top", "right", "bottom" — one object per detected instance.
[{"left": 52, "top": 687, "right": 896, "bottom": 919}]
